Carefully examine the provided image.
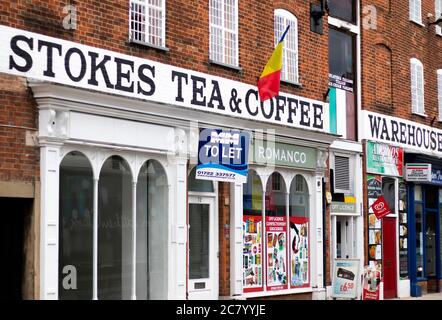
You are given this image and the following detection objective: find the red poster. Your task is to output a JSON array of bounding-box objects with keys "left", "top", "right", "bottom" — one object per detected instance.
[
  {"left": 362, "top": 264, "right": 382, "bottom": 300},
  {"left": 266, "top": 216, "right": 288, "bottom": 291},
  {"left": 289, "top": 217, "right": 310, "bottom": 288},
  {"left": 370, "top": 196, "right": 392, "bottom": 220},
  {"left": 243, "top": 215, "right": 263, "bottom": 293}
]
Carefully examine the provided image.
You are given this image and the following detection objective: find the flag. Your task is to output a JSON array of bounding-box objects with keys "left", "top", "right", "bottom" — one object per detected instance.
[{"left": 257, "top": 25, "right": 290, "bottom": 102}]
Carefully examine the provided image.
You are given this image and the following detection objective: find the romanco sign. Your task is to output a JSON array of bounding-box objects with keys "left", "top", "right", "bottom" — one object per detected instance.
[
  {"left": 0, "top": 25, "right": 330, "bottom": 133},
  {"left": 250, "top": 141, "right": 316, "bottom": 169}
]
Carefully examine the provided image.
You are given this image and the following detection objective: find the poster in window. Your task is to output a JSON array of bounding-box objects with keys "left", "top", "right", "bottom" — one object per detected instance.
[
  {"left": 266, "top": 216, "right": 288, "bottom": 291},
  {"left": 289, "top": 217, "right": 309, "bottom": 288},
  {"left": 243, "top": 215, "right": 263, "bottom": 292}
]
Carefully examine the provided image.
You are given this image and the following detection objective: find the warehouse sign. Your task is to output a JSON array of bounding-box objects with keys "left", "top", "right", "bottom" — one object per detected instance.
[
  {"left": 362, "top": 110, "right": 442, "bottom": 156},
  {"left": 366, "top": 141, "right": 403, "bottom": 177},
  {"left": 0, "top": 25, "right": 330, "bottom": 134},
  {"left": 196, "top": 128, "right": 250, "bottom": 183}
]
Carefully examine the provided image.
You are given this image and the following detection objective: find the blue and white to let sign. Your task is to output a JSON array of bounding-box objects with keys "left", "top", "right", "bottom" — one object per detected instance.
[{"left": 197, "top": 128, "right": 250, "bottom": 183}]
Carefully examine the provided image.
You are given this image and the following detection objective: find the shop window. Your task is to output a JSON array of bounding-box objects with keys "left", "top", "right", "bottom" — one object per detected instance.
[
  {"left": 410, "top": 58, "right": 425, "bottom": 115},
  {"left": 274, "top": 9, "right": 299, "bottom": 84},
  {"left": 59, "top": 151, "right": 93, "bottom": 300},
  {"left": 188, "top": 167, "right": 214, "bottom": 193},
  {"left": 98, "top": 156, "right": 133, "bottom": 299},
  {"left": 209, "top": 0, "right": 238, "bottom": 67},
  {"left": 382, "top": 177, "right": 396, "bottom": 213},
  {"left": 415, "top": 186, "right": 424, "bottom": 278},
  {"left": 130, "top": 0, "right": 166, "bottom": 47},
  {"left": 265, "top": 172, "right": 286, "bottom": 217},
  {"left": 136, "top": 160, "right": 168, "bottom": 299},
  {"left": 439, "top": 189, "right": 442, "bottom": 277},
  {"left": 289, "top": 175, "right": 310, "bottom": 288},
  {"left": 409, "top": 0, "right": 422, "bottom": 24},
  {"left": 243, "top": 170, "right": 263, "bottom": 292},
  {"left": 328, "top": 0, "right": 357, "bottom": 24}
]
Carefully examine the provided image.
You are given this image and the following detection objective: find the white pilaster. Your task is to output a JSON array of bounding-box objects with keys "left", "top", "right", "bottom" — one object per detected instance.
[
  {"left": 40, "top": 145, "right": 61, "bottom": 300},
  {"left": 131, "top": 181, "right": 137, "bottom": 300},
  {"left": 230, "top": 181, "right": 243, "bottom": 296},
  {"left": 93, "top": 178, "right": 98, "bottom": 300}
]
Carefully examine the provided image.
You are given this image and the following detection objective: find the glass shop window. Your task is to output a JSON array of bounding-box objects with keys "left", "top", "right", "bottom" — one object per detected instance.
[
  {"left": 415, "top": 185, "right": 424, "bottom": 278},
  {"left": 328, "top": 0, "right": 357, "bottom": 24}
]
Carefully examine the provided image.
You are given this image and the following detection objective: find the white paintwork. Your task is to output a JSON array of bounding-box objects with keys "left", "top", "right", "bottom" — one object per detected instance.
[{"left": 230, "top": 181, "right": 244, "bottom": 297}]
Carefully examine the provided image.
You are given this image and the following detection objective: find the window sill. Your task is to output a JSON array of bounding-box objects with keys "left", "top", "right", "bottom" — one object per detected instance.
[
  {"left": 410, "top": 19, "right": 425, "bottom": 27},
  {"left": 209, "top": 60, "right": 242, "bottom": 72},
  {"left": 128, "top": 39, "right": 169, "bottom": 52},
  {"left": 412, "top": 112, "right": 427, "bottom": 118},
  {"left": 281, "top": 79, "right": 303, "bottom": 88}
]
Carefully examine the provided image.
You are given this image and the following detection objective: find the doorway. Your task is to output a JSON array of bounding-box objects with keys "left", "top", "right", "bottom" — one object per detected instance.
[
  {"left": 187, "top": 196, "right": 218, "bottom": 300},
  {"left": 382, "top": 217, "right": 397, "bottom": 299},
  {"left": 0, "top": 197, "right": 32, "bottom": 299}
]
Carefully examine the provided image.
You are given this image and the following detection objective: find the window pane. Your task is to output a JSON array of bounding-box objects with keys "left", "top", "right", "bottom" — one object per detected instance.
[
  {"left": 382, "top": 177, "right": 395, "bottom": 213},
  {"left": 329, "top": 28, "right": 355, "bottom": 82},
  {"left": 136, "top": 160, "right": 168, "bottom": 300},
  {"left": 98, "top": 156, "right": 132, "bottom": 299},
  {"left": 59, "top": 152, "right": 93, "bottom": 300},
  {"left": 425, "top": 213, "right": 437, "bottom": 277},
  {"left": 415, "top": 203, "right": 424, "bottom": 278},
  {"left": 265, "top": 172, "right": 286, "bottom": 217},
  {"left": 189, "top": 204, "right": 210, "bottom": 279},
  {"left": 289, "top": 175, "right": 309, "bottom": 218},
  {"left": 188, "top": 167, "right": 214, "bottom": 192},
  {"left": 243, "top": 170, "right": 263, "bottom": 216},
  {"left": 328, "top": 0, "right": 356, "bottom": 23}
]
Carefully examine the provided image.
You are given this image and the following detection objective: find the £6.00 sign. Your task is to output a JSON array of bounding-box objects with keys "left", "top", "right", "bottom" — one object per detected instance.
[{"left": 370, "top": 196, "right": 392, "bottom": 220}]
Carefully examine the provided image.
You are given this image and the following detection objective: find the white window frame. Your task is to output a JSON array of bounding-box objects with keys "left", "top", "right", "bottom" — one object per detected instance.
[
  {"left": 410, "top": 58, "right": 426, "bottom": 116},
  {"left": 409, "top": 0, "right": 423, "bottom": 25},
  {"left": 436, "top": 0, "right": 442, "bottom": 35},
  {"left": 209, "top": 0, "right": 239, "bottom": 68},
  {"left": 129, "top": 0, "right": 167, "bottom": 49},
  {"left": 274, "top": 9, "right": 299, "bottom": 84},
  {"left": 438, "top": 70, "right": 442, "bottom": 121}
]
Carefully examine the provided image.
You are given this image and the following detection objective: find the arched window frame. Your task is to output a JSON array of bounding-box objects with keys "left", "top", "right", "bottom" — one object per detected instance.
[{"left": 410, "top": 58, "right": 425, "bottom": 115}]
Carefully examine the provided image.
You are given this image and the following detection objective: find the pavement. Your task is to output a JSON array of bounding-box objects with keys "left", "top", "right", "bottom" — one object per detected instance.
[{"left": 394, "top": 292, "right": 442, "bottom": 300}]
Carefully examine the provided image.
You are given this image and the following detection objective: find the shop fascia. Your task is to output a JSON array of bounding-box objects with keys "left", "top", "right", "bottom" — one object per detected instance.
[{"left": 0, "top": 25, "right": 330, "bottom": 134}]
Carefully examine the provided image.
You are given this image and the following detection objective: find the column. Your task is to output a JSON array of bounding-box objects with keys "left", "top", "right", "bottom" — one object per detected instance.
[
  {"left": 93, "top": 178, "right": 98, "bottom": 300},
  {"left": 131, "top": 180, "right": 137, "bottom": 300},
  {"left": 40, "top": 145, "right": 61, "bottom": 300}
]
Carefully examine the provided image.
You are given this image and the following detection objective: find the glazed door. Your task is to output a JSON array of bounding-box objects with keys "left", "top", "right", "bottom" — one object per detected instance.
[
  {"left": 425, "top": 211, "right": 439, "bottom": 293},
  {"left": 382, "top": 217, "right": 397, "bottom": 299},
  {"left": 188, "top": 196, "right": 218, "bottom": 300}
]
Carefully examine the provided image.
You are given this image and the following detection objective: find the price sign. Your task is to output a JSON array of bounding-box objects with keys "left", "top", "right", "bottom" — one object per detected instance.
[{"left": 332, "top": 259, "right": 360, "bottom": 299}]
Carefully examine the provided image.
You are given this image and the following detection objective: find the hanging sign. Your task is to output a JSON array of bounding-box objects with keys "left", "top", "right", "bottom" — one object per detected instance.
[
  {"left": 332, "top": 259, "right": 360, "bottom": 299},
  {"left": 196, "top": 128, "right": 250, "bottom": 183},
  {"left": 405, "top": 163, "right": 432, "bottom": 182},
  {"left": 366, "top": 141, "right": 403, "bottom": 176},
  {"left": 370, "top": 196, "right": 392, "bottom": 220}
]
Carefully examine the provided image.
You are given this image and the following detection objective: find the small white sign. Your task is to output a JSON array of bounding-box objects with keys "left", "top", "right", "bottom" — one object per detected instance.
[{"left": 405, "top": 163, "right": 432, "bottom": 182}]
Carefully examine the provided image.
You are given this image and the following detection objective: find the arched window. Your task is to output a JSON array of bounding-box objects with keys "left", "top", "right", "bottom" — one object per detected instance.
[
  {"left": 289, "top": 174, "right": 310, "bottom": 288},
  {"left": 410, "top": 58, "right": 425, "bottom": 115},
  {"left": 265, "top": 172, "right": 286, "bottom": 217},
  {"left": 188, "top": 166, "right": 214, "bottom": 193},
  {"left": 274, "top": 9, "right": 298, "bottom": 84},
  {"left": 136, "top": 160, "right": 168, "bottom": 299},
  {"left": 243, "top": 170, "right": 263, "bottom": 291},
  {"left": 59, "top": 151, "right": 93, "bottom": 299},
  {"left": 98, "top": 156, "right": 132, "bottom": 299}
]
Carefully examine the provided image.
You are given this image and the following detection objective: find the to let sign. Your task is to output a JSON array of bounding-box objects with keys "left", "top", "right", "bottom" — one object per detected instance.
[{"left": 370, "top": 196, "right": 392, "bottom": 220}]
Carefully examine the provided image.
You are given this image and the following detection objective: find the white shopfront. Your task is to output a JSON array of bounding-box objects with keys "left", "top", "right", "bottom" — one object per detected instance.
[{"left": 0, "top": 25, "right": 337, "bottom": 299}]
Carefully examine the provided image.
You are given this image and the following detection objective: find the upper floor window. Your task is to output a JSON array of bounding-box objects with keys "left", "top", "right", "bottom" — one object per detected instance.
[
  {"left": 410, "top": 58, "right": 425, "bottom": 115},
  {"left": 438, "top": 70, "right": 442, "bottom": 121},
  {"left": 130, "top": 0, "right": 166, "bottom": 47},
  {"left": 209, "top": 0, "right": 238, "bottom": 67},
  {"left": 274, "top": 9, "right": 299, "bottom": 84},
  {"left": 409, "top": 0, "right": 422, "bottom": 24},
  {"left": 436, "top": 0, "right": 442, "bottom": 35},
  {"left": 328, "top": 0, "right": 357, "bottom": 24}
]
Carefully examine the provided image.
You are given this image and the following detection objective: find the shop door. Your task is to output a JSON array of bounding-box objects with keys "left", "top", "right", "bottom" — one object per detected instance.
[
  {"left": 382, "top": 217, "right": 397, "bottom": 299},
  {"left": 188, "top": 196, "right": 218, "bottom": 300},
  {"left": 425, "top": 212, "right": 439, "bottom": 293}
]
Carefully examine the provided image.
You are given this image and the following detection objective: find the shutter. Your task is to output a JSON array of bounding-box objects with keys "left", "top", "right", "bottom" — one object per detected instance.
[
  {"left": 417, "top": 63, "right": 425, "bottom": 114},
  {"left": 130, "top": 0, "right": 146, "bottom": 42},
  {"left": 209, "top": 0, "right": 223, "bottom": 63},
  {"left": 334, "top": 156, "right": 351, "bottom": 193},
  {"left": 411, "top": 60, "right": 418, "bottom": 113},
  {"left": 436, "top": 0, "right": 442, "bottom": 35}
]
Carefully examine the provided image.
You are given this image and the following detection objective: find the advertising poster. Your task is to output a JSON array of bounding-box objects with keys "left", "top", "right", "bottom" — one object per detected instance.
[
  {"left": 197, "top": 128, "right": 250, "bottom": 183},
  {"left": 370, "top": 195, "right": 392, "bottom": 220},
  {"left": 366, "top": 141, "right": 403, "bottom": 176},
  {"left": 243, "top": 215, "right": 263, "bottom": 292},
  {"left": 332, "top": 259, "right": 360, "bottom": 299},
  {"left": 266, "top": 216, "right": 288, "bottom": 291},
  {"left": 398, "top": 180, "right": 409, "bottom": 279},
  {"left": 367, "top": 175, "right": 383, "bottom": 267},
  {"left": 362, "top": 262, "right": 382, "bottom": 300},
  {"left": 289, "top": 217, "right": 309, "bottom": 288}
]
